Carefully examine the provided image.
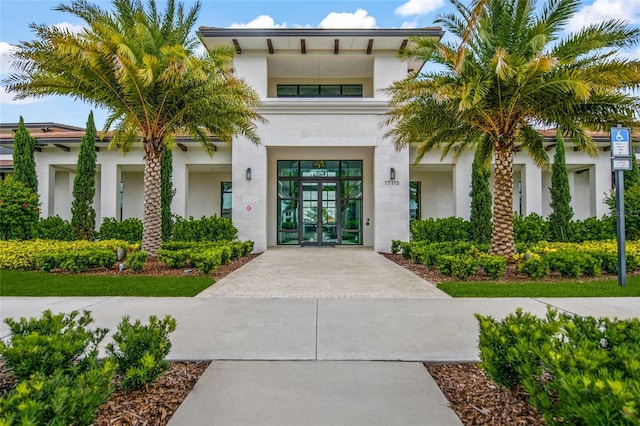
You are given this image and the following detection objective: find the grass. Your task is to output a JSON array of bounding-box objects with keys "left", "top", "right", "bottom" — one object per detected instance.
[
  {"left": 0, "top": 270, "right": 216, "bottom": 297},
  {"left": 437, "top": 275, "right": 640, "bottom": 297}
]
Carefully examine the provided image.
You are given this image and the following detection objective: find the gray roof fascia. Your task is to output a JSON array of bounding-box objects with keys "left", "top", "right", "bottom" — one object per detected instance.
[{"left": 197, "top": 27, "right": 444, "bottom": 39}]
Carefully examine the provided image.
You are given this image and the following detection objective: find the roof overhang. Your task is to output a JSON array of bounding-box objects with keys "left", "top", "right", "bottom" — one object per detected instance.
[{"left": 197, "top": 27, "right": 445, "bottom": 73}]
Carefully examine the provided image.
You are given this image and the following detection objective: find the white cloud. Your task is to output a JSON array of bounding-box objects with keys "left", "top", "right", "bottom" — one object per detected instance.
[
  {"left": 400, "top": 20, "right": 419, "bottom": 29},
  {"left": 567, "top": 0, "right": 640, "bottom": 33},
  {"left": 52, "top": 21, "right": 86, "bottom": 34},
  {"left": 318, "top": 9, "right": 377, "bottom": 29},
  {"left": 395, "top": 0, "right": 445, "bottom": 16},
  {"left": 228, "top": 15, "right": 287, "bottom": 29},
  {"left": 0, "top": 41, "right": 18, "bottom": 76}
]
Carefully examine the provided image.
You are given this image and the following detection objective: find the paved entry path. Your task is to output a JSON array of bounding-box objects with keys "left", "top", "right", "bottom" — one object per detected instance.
[{"left": 196, "top": 247, "right": 449, "bottom": 298}]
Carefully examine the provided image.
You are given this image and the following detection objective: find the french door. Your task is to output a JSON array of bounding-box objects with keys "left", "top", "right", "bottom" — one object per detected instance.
[{"left": 301, "top": 181, "right": 338, "bottom": 246}]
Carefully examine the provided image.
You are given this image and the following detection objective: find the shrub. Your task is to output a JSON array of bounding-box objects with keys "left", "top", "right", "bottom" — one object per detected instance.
[
  {"left": 479, "top": 255, "right": 507, "bottom": 279},
  {"left": 31, "top": 216, "right": 75, "bottom": 241},
  {"left": 99, "top": 217, "right": 143, "bottom": 244},
  {"left": 438, "top": 254, "right": 477, "bottom": 280},
  {"left": 172, "top": 215, "right": 238, "bottom": 242},
  {"left": 193, "top": 249, "right": 223, "bottom": 274},
  {"left": 125, "top": 250, "right": 147, "bottom": 272},
  {"left": 513, "top": 213, "right": 548, "bottom": 244},
  {"left": 0, "top": 176, "right": 40, "bottom": 240},
  {"left": 0, "top": 310, "right": 108, "bottom": 381},
  {"left": 477, "top": 308, "right": 640, "bottom": 425},
  {"left": 476, "top": 308, "right": 559, "bottom": 390},
  {"left": 570, "top": 216, "right": 615, "bottom": 242},
  {"left": 410, "top": 217, "right": 469, "bottom": 242},
  {"left": 391, "top": 239, "right": 403, "bottom": 254},
  {"left": 106, "top": 315, "right": 177, "bottom": 389},
  {"left": 519, "top": 254, "right": 550, "bottom": 280},
  {"left": 546, "top": 249, "right": 601, "bottom": 278},
  {"left": 0, "top": 359, "right": 115, "bottom": 426},
  {"left": 36, "top": 248, "right": 116, "bottom": 273},
  {"left": 0, "top": 239, "right": 134, "bottom": 271}
]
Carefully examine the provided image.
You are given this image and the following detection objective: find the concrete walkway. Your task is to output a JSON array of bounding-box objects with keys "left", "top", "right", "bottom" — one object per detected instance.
[
  {"left": 2, "top": 247, "right": 639, "bottom": 425},
  {"left": 197, "top": 247, "right": 449, "bottom": 298}
]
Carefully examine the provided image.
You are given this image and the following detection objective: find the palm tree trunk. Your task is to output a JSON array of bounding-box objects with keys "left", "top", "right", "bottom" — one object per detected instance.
[
  {"left": 490, "top": 144, "right": 516, "bottom": 257},
  {"left": 142, "top": 147, "right": 163, "bottom": 257}
]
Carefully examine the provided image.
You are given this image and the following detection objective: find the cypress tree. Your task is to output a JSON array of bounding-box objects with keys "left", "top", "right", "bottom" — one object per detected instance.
[
  {"left": 161, "top": 146, "right": 174, "bottom": 242},
  {"left": 71, "top": 111, "right": 97, "bottom": 240},
  {"left": 548, "top": 130, "right": 573, "bottom": 242},
  {"left": 12, "top": 116, "right": 38, "bottom": 193},
  {"left": 469, "top": 149, "right": 493, "bottom": 245},
  {"left": 624, "top": 149, "right": 640, "bottom": 190}
]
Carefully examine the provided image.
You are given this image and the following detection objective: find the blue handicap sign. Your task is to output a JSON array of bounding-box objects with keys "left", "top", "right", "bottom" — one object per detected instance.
[
  {"left": 611, "top": 128, "right": 630, "bottom": 143},
  {"left": 611, "top": 127, "right": 631, "bottom": 157}
]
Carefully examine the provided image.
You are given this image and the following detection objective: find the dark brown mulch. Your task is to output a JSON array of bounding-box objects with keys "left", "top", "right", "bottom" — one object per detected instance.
[
  {"left": 426, "top": 363, "right": 544, "bottom": 425},
  {"left": 93, "top": 361, "right": 210, "bottom": 426},
  {"left": 72, "top": 253, "right": 261, "bottom": 278}
]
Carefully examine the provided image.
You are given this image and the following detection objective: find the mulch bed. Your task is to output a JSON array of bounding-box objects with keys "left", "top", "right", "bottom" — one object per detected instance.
[
  {"left": 426, "top": 363, "right": 544, "bottom": 425},
  {"left": 93, "top": 361, "right": 210, "bottom": 426},
  {"left": 0, "top": 251, "right": 550, "bottom": 425}
]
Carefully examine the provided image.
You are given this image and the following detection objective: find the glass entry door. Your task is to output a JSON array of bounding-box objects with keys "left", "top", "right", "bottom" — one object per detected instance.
[{"left": 301, "top": 181, "right": 338, "bottom": 245}]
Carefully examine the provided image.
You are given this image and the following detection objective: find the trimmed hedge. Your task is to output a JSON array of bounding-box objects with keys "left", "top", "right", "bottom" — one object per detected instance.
[
  {"left": 0, "top": 239, "right": 136, "bottom": 270},
  {"left": 157, "top": 240, "right": 254, "bottom": 274}
]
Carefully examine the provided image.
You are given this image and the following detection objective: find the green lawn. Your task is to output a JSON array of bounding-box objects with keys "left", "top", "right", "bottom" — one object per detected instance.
[
  {"left": 437, "top": 275, "right": 640, "bottom": 297},
  {"left": 0, "top": 270, "right": 216, "bottom": 297}
]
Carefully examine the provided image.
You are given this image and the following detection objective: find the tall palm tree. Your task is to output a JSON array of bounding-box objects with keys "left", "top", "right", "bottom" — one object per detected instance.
[
  {"left": 385, "top": 0, "right": 640, "bottom": 256},
  {"left": 4, "top": 0, "right": 263, "bottom": 256}
]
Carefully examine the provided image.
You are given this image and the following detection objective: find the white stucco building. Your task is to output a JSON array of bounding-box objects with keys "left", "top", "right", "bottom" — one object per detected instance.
[{"left": 0, "top": 28, "right": 614, "bottom": 252}]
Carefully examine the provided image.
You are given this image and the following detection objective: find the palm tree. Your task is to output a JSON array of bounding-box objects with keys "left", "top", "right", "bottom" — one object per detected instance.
[
  {"left": 385, "top": 0, "right": 640, "bottom": 256},
  {"left": 3, "top": 0, "right": 263, "bottom": 256}
]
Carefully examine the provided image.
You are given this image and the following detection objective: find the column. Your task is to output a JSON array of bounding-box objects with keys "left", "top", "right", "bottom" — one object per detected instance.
[
  {"left": 453, "top": 152, "right": 473, "bottom": 219},
  {"left": 232, "top": 137, "right": 268, "bottom": 252},
  {"left": 592, "top": 154, "right": 612, "bottom": 217},
  {"left": 374, "top": 143, "right": 410, "bottom": 252},
  {"left": 99, "top": 162, "right": 120, "bottom": 226},
  {"left": 522, "top": 163, "right": 543, "bottom": 216}
]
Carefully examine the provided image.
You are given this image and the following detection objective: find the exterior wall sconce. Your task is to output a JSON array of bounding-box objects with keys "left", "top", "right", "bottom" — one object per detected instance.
[
  {"left": 246, "top": 168, "right": 252, "bottom": 180},
  {"left": 390, "top": 168, "right": 396, "bottom": 180}
]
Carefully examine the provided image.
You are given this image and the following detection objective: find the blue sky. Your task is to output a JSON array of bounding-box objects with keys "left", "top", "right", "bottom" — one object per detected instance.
[{"left": 1, "top": 0, "right": 639, "bottom": 129}]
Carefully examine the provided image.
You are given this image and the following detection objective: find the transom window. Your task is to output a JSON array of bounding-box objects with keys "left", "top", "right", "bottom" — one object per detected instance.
[{"left": 277, "top": 84, "right": 363, "bottom": 98}]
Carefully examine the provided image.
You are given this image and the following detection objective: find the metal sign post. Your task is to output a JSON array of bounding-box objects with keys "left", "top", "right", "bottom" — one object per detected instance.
[{"left": 611, "top": 126, "right": 632, "bottom": 287}]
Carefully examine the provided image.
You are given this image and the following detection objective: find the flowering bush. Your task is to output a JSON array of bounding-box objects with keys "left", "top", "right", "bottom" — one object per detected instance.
[{"left": 0, "top": 176, "right": 40, "bottom": 240}]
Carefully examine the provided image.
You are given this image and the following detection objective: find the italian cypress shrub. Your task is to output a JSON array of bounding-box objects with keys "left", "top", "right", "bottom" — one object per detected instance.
[
  {"left": 12, "top": 116, "right": 38, "bottom": 193},
  {"left": 469, "top": 149, "right": 492, "bottom": 244},
  {"left": 161, "top": 146, "right": 174, "bottom": 242},
  {"left": 71, "top": 111, "right": 97, "bottom": 240},
  {"left": 548, "top": 131, "right": 573, "bottom": 242}
]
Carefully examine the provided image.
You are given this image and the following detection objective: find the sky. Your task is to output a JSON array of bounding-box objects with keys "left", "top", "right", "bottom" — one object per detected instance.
[{"left": 1, "top": 0, "right": 639, "bottom": 129}]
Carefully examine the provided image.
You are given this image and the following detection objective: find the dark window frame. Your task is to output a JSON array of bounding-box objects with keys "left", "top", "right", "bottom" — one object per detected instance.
[{"left": 277, "top": 84, "right": 363, "bottom": 98}]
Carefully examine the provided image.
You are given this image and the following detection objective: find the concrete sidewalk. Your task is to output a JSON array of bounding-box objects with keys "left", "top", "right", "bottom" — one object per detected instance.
[
  {"left": 2, "top": 296, "right": 639, "bottom": 425},
  {"left": 3, "top": 297, "right": 638, "bottom": 361}
]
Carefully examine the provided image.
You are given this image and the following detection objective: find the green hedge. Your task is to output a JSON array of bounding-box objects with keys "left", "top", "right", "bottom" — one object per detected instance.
[
  {"left": 409, "top": 214, "right": 616, "bottom": 245},
  {"left": 157, "top": 240, "right": 253, "bottom": 274},
  {"left": 98, "top": 217, "right": 143, "bottom": 244},
  {"left": 172, "top": 215, "right": 238, "bottom": 242},
  {"left": 477, "top": 308, "right": 640, "bottom": 425}
]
